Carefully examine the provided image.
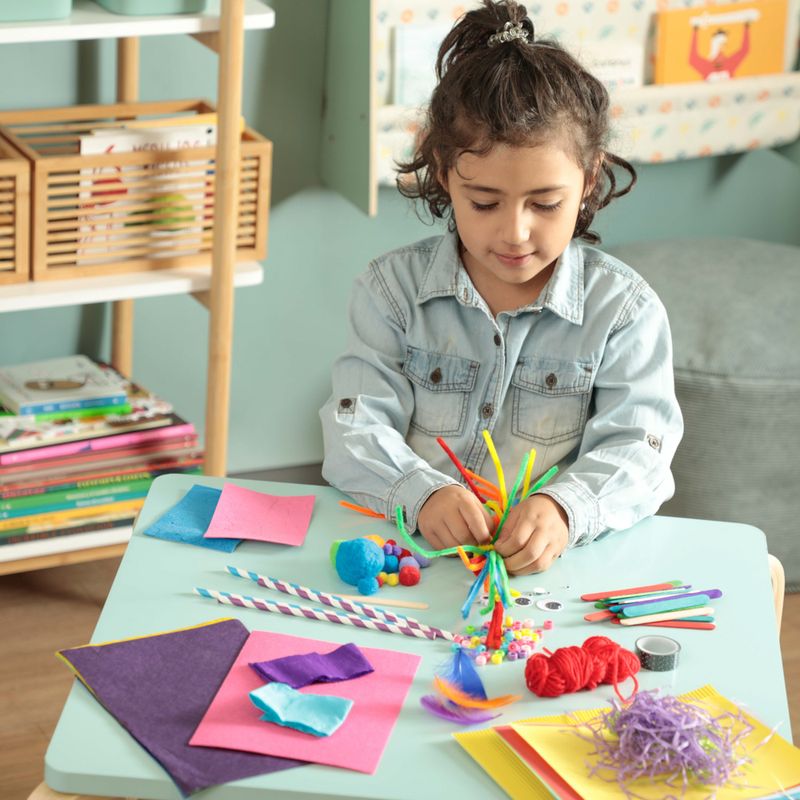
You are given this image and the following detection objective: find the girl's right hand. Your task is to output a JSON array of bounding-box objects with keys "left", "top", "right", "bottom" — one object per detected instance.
[{"left": 417, "top": 485, "right": 494, "bottom": 550}]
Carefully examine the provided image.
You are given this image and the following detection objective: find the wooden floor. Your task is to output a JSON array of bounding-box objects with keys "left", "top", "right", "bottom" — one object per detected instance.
[{"left": 1, "top": 558, "right": 798, "bottom": 800}]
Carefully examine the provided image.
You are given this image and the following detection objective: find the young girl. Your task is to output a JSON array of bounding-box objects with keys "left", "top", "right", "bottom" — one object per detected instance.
[{"left": 320, "top": 0, "right": 683, "bottom": 575}]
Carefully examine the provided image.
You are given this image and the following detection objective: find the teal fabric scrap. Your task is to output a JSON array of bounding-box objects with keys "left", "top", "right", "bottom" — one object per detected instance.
[
  {"left": 143, "top": 484, "right": 240, "bottom": 552},
  {"left": 249, "top": 682, "right": 353, "bottom": 737}
]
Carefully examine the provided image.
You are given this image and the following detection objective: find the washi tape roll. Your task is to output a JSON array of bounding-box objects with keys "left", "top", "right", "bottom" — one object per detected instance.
[{"left": 635, "top": 635, "right": 681, "bottom": 671}]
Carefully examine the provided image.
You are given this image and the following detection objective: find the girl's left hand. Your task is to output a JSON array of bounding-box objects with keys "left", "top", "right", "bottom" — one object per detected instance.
[{"left": 493, "top": 495, "right": 569, "bottom": 575}]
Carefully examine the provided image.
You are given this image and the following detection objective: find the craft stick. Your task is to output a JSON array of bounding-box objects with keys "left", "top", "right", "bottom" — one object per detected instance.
[
  {"left": 338, "top": 500, "right": 384, "bottom": 519},
  {"left": 580, "top": 581, "right": 684, "bottom": 602},
  {"left": 194, "top": 587, "right": 439, "bottom": 640},
  {"left": 225, "top": 565, "right": 454, "bottom": 641},
  {"left": 521, "top": 447, "right": 537, "bottom": 498},
  {"left": 597, "top": 585, "right": 693, "bottom": 606},
  {"left": 612, "top": 619, "right": 716, "bottom": 630},
  {"left": 482, "top": 430, "right": 508, "bottom": 508},
  {"left": 436, "top": 437, "right": 487, "bottom": 503},
  {"left": 336, "top": 594, "right": 429, "bottom": 610},
  {"left": 584, "top": 609, "right": 617, "bottom": 622},
  {"left": 618, "top": 606, "right": 714, "bottom": 626},
  {"left": 609, "top": 589, "right": 722, "bottom": 613},
  {"left": 618, "top": 594, "right": 712, "bottom": 618}
]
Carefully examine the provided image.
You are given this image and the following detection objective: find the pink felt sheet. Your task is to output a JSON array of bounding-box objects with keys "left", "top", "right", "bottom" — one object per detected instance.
[
  {"left": 203, "top": 483, "right": 315, "bottom": 546},
  {"left": 190, "top": 631, "right": 421, "bottom": 774}
]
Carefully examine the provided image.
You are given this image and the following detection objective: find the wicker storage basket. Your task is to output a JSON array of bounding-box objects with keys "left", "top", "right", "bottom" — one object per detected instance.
[
  {"left": 0, "top": 135, "right": 30, "bottom": 284},
  {"left": 0, "top": 99, "right": 271, "bottom": 280}
]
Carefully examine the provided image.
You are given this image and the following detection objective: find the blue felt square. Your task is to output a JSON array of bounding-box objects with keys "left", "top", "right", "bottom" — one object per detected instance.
[{"left": 143, "top": 484, "right": 240, "bottom": 552}]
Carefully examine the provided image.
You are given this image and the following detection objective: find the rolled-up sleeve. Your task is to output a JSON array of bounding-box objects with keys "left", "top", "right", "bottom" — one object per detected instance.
[
  {"left": 320, "top": 267, "right": 457, "bottom": 528},
  {"left": 537, "top": 284, "right": 684, "bottom": 547}
]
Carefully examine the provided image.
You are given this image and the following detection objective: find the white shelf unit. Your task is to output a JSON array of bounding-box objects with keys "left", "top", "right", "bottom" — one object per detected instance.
[
  {"left": 0, "top": 0, "right": 274, "bottom": 575},
  {"left": 321, "top": 0, "right": 800, "bottom": 215}
]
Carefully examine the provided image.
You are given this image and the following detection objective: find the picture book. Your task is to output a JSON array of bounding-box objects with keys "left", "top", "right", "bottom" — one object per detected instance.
[
  {"left": 654, "top": 0, "right": 788, "bottom": 84},
  {"left": 78, "top": 122, "right": 216, "bottom": 258},
  {"left": 0, "top": 513, "right": 135, "bottom": 547},
  {"left": 0, "top": 440, "right": 201, "bottom": 481},
  {"left": 0, "top": 355, "right": 127, "bottom": 416},
  {"left": 0, "top": 416, "right": 196, "bottom": 467},
  {"left": 0, "top": 359, "right": 174, "bottom": 454}
]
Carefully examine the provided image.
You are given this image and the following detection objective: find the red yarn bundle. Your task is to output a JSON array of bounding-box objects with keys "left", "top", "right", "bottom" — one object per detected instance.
[{"left": 524, "top": 636, "right": 640, "bottom": 702}]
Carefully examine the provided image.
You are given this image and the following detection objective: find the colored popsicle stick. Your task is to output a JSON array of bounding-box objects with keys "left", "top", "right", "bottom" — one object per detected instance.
[
  {"left": 584, "top": 609, "right": 617, "bottom": 623},
  {"left": 597, "top": 585, "right": 693, "bottom": 606},
  {"left": 612, "top": 619, "right": 716, "bottom": 630},
  {"left": 618, "top": 605, "right": 715, "bottom": 626},
  {"left": 612, "top": 590, "right": 720, "bottom": 614},
  {"left": 620, "top": 595, "right": 710, "bottom": 618},
  {"left": 580, "top": 581, "right": 683, "bottom": 602}
]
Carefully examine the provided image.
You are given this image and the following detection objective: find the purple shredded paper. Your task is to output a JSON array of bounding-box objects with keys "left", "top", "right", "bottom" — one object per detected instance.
[
  {"left": 58, "top": 618, "right": 305, "bottom": 796},
  {"left": 249, "top": 642, "right": 374, "bottom": 689}
]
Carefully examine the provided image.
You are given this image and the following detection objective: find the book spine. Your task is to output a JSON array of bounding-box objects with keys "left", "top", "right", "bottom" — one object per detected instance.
[
  {"left": 0, "top": 477, "right": 154, "bottom": 511},
  {"left": 0, "top": 498, "right": 145, "bottom": 532},
  {"left": 0, "top": 403, "right": 134, "bottom": 421},
  {"left": 0, "top": 516, "right": 135, "bottom": 546},
  {"left": 0, "top": 492, "right": 149, "bottom": 521},
  {"left": 0, "top": 465, "right": 201, "bottom": 500},
  {"left": 0, "top": 422, "right": 196, "bottom": 466},
  {"left": 17, "top": 394, "right": 128, "bottom": 417}
]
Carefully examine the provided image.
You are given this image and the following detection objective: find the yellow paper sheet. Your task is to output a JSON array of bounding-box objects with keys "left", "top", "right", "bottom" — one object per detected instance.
[{"left": 456, "top": 685, "right": 800, "bottom": 800}]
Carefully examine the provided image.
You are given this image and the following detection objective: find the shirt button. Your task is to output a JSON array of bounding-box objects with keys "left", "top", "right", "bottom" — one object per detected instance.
[
  {"left": 647, "top": 434, "right": 662, "bottom": 451},
  {"left": 545, "top": 372, "right": 558, "bottom": 389},
  {"left": 339, "top": 398, "right": 353, "bottom": 409},
  {"left": 493, "top": 333, "right": 501, "bottom": 346},
  {"left": 481, "top": 403, "right": 493, "bottom": 418},
  {"left": 430, "top": 367, "right": 442, "bottom": 384}
]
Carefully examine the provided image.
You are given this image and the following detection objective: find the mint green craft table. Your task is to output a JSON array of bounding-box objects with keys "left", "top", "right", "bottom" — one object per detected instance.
[{"left": 43, "top": 474, "right": 790, "bottom": 799}]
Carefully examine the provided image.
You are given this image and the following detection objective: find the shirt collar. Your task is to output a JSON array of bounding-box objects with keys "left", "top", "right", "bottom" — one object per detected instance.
[{"left": 417, "top": 230, "right": 585, "bottom": 325}]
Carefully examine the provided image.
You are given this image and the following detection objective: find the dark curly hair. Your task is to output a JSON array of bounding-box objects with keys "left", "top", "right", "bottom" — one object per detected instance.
[{"left": 396, "top": 0, "right": 636, "bottom": 244}]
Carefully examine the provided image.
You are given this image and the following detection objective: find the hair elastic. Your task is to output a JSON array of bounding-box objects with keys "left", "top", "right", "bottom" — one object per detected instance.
[{"left": 487, "top": 20, "right": 531, "bottom": 47}]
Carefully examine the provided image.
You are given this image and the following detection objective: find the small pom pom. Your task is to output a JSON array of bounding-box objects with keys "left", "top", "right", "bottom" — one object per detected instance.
[
  {"left": 399, "top": 565, "right": 421, "bottom": 586},
  {"left": 384, "top": 555, "right": 399, "bottom": 573}
]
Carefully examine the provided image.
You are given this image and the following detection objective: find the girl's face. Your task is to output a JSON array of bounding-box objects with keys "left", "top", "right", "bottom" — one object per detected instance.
[{"left": 444, "top": 141, "right": 589, "bottom": 313}]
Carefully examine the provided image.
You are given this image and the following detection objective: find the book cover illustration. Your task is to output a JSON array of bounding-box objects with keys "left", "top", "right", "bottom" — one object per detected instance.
[
  {"left": 655, "top": 0, "right": 788, "bottom": 84},
  {"left": 78, "top": 122, "right": 217, "bottom": 261},
  {"left": 0, "top": 355, "right": 127, "bottom": 417},
  {"left": 0, "top": 359, "right": 174, "bottom": 453}
]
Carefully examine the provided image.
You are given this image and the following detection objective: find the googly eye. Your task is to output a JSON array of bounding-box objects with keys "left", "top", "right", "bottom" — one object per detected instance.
[
  {"left": 532, "top": 587, "right": 550, "bottom": 596},
  {"left": 536, "top": 599, "right": 563, "bottom": 612},
  {"left": 513, "top": 596, "right": 533, "bottom": 607}
]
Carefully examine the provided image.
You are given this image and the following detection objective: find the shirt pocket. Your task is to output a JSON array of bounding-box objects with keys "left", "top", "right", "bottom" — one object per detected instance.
[
  {"left": 511, "top": 356, "right": 594, "bottom": 445},
  {"left": 402, "top": 346, "right": 479, "bottom": 436}
]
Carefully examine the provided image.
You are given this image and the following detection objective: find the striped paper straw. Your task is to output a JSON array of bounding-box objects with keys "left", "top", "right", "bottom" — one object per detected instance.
[
  {"left": 225, "top": 565, "right": 454, "bottom": 641},
  {"left": 193, "top": 587, "right": 438, "bottom": 641}
]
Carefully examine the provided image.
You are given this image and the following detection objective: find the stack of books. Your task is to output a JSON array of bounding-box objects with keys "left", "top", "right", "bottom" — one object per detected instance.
[{"left": 0, "top": 355, "right": 203, "bottom": 552}]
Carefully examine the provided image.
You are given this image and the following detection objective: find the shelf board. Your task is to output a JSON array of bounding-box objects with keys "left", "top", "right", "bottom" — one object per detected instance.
[
  {"left": 0, "top": 260, "right": 263, "bottom": 312},
  {"left": 0, "top": 0, "right": 275, "bottom": 44},
  {"left": 0, "top": 524, "right": 132, "bottom": 569}
]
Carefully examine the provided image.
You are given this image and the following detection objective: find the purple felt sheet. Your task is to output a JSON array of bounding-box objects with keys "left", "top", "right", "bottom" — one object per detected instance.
[
  {"left": 249, "top": 642, "right": 374, "bottom": 689},
  {"left": 58, "top": 618, "right": 305, "bottom": 796}
]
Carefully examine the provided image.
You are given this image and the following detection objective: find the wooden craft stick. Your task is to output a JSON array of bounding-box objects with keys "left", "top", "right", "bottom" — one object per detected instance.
[{"left": 618, "top": 606, "right": 715, "bottom": 626}]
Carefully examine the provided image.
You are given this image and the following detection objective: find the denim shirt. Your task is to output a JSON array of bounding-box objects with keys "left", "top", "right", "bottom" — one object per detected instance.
[{"left": 320, "top": 230, "right": 683, "bottom": 548}]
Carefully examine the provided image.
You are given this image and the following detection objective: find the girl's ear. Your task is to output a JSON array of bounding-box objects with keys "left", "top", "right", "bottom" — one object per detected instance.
[{"left": 583, "top": 154, "right": 604, "bottom": 200}]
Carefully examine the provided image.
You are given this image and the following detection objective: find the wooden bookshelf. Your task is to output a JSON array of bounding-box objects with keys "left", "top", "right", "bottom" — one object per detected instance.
[{"left": 0, "top": 0, "right": 274, "bottom": 575}]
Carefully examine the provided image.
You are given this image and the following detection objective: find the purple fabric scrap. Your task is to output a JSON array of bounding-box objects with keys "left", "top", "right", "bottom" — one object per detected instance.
[
  {"left": 58, "top": 618, "right": 305, "bottom": 796},
  {"left": 249, "top": 642, "right": 374, "bottom": 689}
]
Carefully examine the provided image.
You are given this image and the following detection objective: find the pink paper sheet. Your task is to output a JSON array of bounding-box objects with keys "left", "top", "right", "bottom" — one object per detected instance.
[
  {"left": 190, "top": 632, "right": 421, "bottom": 774},
  {"left": 203, "top": 484, "right": 315, "bottom": 546}
]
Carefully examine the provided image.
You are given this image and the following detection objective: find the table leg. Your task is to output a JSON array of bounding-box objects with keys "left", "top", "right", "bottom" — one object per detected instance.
[{"left": 27, "top": 782, "right": 134, "bottom": 800}]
